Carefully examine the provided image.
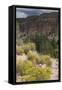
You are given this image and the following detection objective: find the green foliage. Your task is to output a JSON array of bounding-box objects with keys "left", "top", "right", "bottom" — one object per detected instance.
[
  {"left": 39, "top": 67, "right": 52, "bottom": 80},
  {"left": 16, "top": 58, "right": 52, "bottom": 81},
  {"left": 31, "top": 67, "right": 52, "bottom": 80},
  {"left": 16, "top": 45, "right": 24, "bottom": 55},
  {"left": 54, "top": 49, "right": 58, "bottom": 58},
  {"left": 51, "top": 38, "right": 57, "bottom": 49},
  {"left": 28, "top": 42, "right": 36, "bottom": 50},
  {"left": 16, "top": 59, "right": 24, "bottom": 74},
  {"left": 16, "top": 59, "right": 34, "bottom": 75},
  {"left": 20, "top": 67, "right": 52, "bottom": 81},
  {"left": 16, "top": 32, "right": 58, "bottom": 82},
  {"left": 22, "top": 42, "right": 36, "bottom": 54},
  {"left": 40, "top": 55, "right": 52, "bottom": 67},
  {"left": 26, "top": 32, "right": 58, "bottom": 58},
  {"left": 16, "top": 32, "right": 58, "bottom": 58},
  {"left": 27, "top": 50, "right": 40, "bottom": 64},
  {"left": 16, "top": 42, "right": 36, "bottom": 54},
  {"left": 51, "top": 39, "right": 59, "bottom": 58}
]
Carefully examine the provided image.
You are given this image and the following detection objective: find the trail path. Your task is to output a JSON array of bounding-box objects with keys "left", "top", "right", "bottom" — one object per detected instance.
[{"left": 50, "top": 58, "right": 58, "bottom": 80}]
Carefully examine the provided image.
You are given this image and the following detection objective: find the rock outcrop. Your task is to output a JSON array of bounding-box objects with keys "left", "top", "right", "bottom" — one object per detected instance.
[{"left": 16, "top": 12, "right": 59, "bottom": 40}]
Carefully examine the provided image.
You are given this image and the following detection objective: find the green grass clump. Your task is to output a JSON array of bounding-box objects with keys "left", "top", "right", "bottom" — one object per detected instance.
[
  {"left": 16, "top": 59, "right": 34, "bottom": 75},
  {"left": 16, "top": 45, "right": 24, "bottom": 55},
  {"left": 40, "top": 55, "right": 52, "bottom": 67},
  {"left": 16, "top": 42, "right": 36, "bottom": 54},
  {"left": 20, "top": 66, "right": 52, "bottom": 82},
  {"left": 27, "top": 50, "right": 40, "bottom": 64}
]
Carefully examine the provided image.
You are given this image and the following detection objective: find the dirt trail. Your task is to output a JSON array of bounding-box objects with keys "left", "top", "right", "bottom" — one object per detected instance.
[{"left": 50, "top": 58, "right": 58, "bottom": 80}]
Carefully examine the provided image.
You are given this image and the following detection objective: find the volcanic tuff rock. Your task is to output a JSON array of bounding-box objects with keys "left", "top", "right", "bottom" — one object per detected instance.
[{"left": 16, "top": 12, "right": 59, "bottom": 40}]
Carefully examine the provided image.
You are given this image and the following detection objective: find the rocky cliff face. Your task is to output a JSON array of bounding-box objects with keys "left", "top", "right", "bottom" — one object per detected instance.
[{"left": 16, "top": 12, "right": 59, "bottom": 40}]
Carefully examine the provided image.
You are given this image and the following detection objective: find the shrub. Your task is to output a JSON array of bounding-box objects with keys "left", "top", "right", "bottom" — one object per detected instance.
[
  {"left": 20, "top": 66, "right": 52, "bottom": 81},
  {"left": 28, "top": 66, "right": 52, "bottom": 80},
  {"left": 16, "top": 45, "right": 24, "bottom": 55},
  {"left": 28, "top": 32, "right": 55, "bottom": 57},
  {"left": 40, "top": 55, "right": 52, "bottom": 67},
  {"left": 27, "top": 50, "right": 40, "bottom": 64},
  {"left": 27, "top": 42, "right": 36, "bottom": 50},
  {"left": 22, "top": 42, "right": 36, "bottom": 54},
  {"left": 16, "top": 42, "right": 36, "bottom": 55},
  {"left": 16, "top": 59, "right": 34, "bottom": 75},
  {"left": 54, "top": 49, "right": 58, "bottom": 58},
  {"left": 40, "top": 67, "right": 52, "bottom": 80},
  {"left": 16, "top": 58, "right": 52, "bottom": 81}
]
